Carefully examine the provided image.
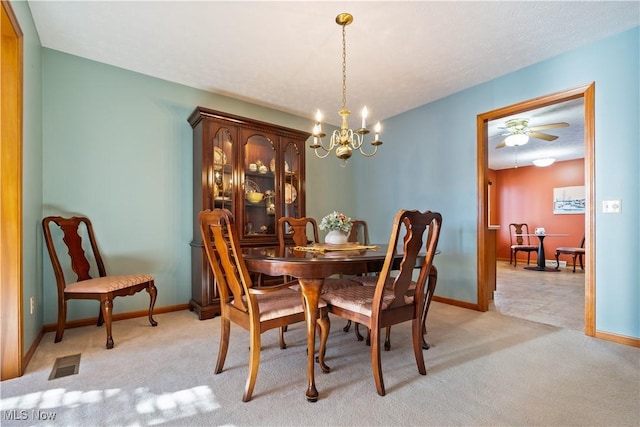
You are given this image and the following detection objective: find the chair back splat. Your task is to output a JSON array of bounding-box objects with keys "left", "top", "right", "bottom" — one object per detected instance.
[
  {"left": 199, "top": 209, "right": 331, "bottom": 402},
  {"left": 322, "top": 209, "right": 442, "bottom": 396},
  {"left": 348, "top": 220, "right": 370, "bottom": 245},
  {"left": 42, "top": 216, "right": 157, "bottom": 350},
  {"left": 278, "top": 216, "right": 320, "bottom": 248}
]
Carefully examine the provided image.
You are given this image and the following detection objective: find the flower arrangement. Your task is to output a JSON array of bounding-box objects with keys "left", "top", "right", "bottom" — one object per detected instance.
[{"left": 319, "top": 211, "right": 353, "bottom": 233}]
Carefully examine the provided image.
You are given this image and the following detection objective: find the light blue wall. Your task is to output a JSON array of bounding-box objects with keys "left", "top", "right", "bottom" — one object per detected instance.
[
  {"left": 16, "top": 0, "right": 639, "bottom": 344},
  {"left": 353, "top": 27, "right": 640, "bottom": 338},
  {"left": 39, "top": 49, "right": 345, "bottom": 322},
  {"left": 12, "top": 0, "right": 44, "bottom": 355}
]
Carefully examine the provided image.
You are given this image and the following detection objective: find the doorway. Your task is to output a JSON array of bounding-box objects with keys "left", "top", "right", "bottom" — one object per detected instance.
[{"left": 476, "top": 83, "right": 596, "bottom": 337}]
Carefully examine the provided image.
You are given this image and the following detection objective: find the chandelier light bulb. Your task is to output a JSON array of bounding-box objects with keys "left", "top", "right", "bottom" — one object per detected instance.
[
  {"left": 361, "top": 106, "right": 368, "bottom": 129},
  {"left": 374, "top": 122, "right": 381, "bottom": 141}
]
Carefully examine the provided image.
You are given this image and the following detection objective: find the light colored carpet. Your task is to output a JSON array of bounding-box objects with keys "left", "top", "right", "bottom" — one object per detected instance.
[{"left": 1, "top": 302, "right": 638, "bottom": 426}]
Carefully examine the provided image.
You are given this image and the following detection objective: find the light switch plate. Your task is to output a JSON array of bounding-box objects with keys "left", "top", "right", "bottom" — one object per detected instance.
[{"left": 602, "top": 200, "right": 621, "bottom": 213}]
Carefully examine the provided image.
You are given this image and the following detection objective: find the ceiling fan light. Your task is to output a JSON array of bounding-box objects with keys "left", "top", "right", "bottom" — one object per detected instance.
[
  {"left": 505, "top": 133, "right": 529, "bottom": 146},
  {"left": 533, "top": 157, "right": 556, "bottom": 167}
]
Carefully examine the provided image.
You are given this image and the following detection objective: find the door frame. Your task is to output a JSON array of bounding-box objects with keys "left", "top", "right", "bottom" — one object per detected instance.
[
  {"left": 476, "top": 83, "right": 595, "bottom": 337},
  {"left": 1, "top": 0, "right": 24, "bottom": 379}
]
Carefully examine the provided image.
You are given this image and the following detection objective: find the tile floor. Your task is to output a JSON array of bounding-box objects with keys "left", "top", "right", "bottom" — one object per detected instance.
[{"left": 490, "top": 260, "right": 585, "bottom": 331}]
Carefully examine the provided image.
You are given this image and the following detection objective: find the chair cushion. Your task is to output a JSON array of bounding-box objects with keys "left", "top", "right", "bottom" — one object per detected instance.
[
  {"left": 556, "top": 247, "right": 585, "bottom": 254},
  {"left": 243, "top": 289, "right": 328, "bottom": 322},
  {"left": 323, "top": 285, "right": 413, "bottom": 317},
  {"left": 288, "top": 277, "right": 362, "bottom": 294},
  {"left": 352, "top": 275, "right": 394, "bottom": 287},
  {"left": 352, "top": 275, "right": 418, "bottom": 295},
  {"left": 65, "top": 274, "right": 153, "bottom": 294}
]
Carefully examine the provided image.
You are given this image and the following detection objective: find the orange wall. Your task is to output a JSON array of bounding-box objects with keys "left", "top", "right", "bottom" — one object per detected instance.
[{"left": 493, "top": 159, "right": 584, "bottom": 263}]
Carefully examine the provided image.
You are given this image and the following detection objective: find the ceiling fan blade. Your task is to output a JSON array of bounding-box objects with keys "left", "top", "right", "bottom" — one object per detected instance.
[
  {"left": 495, "top": 139, "right": 507, "bottom": 149},
  {"left": 528, "top": 122, "right": 569, "bottom": 131},
  {"left": 528, "top": 131, "right": 558, "bottom": 141}
]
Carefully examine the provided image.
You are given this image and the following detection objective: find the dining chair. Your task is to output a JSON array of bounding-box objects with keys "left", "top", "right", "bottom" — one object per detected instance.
[
  {"left": 278, "top": 216, "right": 320, "bottom": 248},
  {"left": 200, "top": 209, "right": 330, "bottom": 401},
  {"left": 509, "top": 223, "right": 538, "bottom": 267},
  {"left": 346, "top": 219, "right": 438, "bottom": 350},
  {"left": 277, "top": 217, "right": 363, "bottom": 295},
  {"left": 554, "top": 235, "right": 585, "bottom": 272},
  {"left": 347, "top": 220, "right": 370, "bottom": 246},
  {"left": 278, "top": 216, "right": 363, "bottom": 345},
  {"left": 322, "top": 209, "right": 442, "bottom": 396},
  {"left": 42, "top": 216, "right": 157, "bottom": 349},
  {"left": 343, "top": 220, "right": 370, "bottom": 340}
]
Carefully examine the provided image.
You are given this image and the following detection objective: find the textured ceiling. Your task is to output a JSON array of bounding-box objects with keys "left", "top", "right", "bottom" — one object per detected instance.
[
  {"left": 487, "top": 98, "right": 585, "bottom": 170},
  {"left": 27, "top": 1, "right": 638, "bottom": 169}
]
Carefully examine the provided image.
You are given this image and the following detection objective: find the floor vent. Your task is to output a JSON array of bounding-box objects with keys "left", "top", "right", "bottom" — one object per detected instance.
[{"left": 49, "top": 354, "right": 81, "bottom": 380}]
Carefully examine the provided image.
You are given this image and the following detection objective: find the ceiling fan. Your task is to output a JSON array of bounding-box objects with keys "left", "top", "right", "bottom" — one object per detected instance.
[{"left": 495, "top": 118, "right": 569, "bottom": 149}]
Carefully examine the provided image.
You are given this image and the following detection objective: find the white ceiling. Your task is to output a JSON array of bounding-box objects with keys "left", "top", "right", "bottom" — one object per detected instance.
[{"left": 27, "top": 1, "right": 638, "bottom": 169}]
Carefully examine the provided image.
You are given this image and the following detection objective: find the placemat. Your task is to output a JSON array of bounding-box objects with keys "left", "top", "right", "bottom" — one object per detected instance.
[{"left": 294, "top": 244, "right": 380, "bottom": 254}]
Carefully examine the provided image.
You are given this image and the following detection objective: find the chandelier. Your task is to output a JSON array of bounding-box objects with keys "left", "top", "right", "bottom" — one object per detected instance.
[{"left": 309, "top": 13, "right": 382, "bottom": 163}]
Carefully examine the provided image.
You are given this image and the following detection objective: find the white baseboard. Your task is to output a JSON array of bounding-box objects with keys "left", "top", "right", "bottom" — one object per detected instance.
[{"left": 545, "top": 260, "right": 566, "bottom": 267}]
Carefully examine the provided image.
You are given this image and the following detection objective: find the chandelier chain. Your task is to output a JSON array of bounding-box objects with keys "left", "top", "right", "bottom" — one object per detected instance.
[{"left": 341, "top": 23, "right": 347, "bottom": 111}]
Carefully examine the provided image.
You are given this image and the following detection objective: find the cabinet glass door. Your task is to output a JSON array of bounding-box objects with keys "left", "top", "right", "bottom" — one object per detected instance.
[
  {"left": 211, "top": 127, "right": 234, "bottom": 211},
  {"left": 283, "top": 139, "right": 302, "bottom": 219},
  {"left": 243, "top": 134, "right": 277, "bottom": 238}
]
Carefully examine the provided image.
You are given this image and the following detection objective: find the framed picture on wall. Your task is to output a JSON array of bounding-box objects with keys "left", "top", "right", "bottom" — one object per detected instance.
[{"left": 553, "top": 186, "right": 585, "bottom": 214}]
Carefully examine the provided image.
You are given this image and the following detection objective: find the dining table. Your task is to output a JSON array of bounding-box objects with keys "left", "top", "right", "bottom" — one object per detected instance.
[
  {"left": 242, "top": 243, "right": 435, "bottom": 402},
  {"left": 516, "top": 233, "right": 569, "bottom": 272}
]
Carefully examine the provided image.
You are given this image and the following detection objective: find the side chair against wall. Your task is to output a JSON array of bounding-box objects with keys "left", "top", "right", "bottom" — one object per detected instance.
[
  {"left": 42, "top": 216, "right": 157, "bottom": 350},
  {"left": 200, "top": 209, "right": 330, "bottom": 402},
  {"left": 321, "top": 209, "right": 442, "bottom": 396},
  {"left": 555, "top": 235, "right": 585, "bottom": 273},
  {"left": 509, "top": 223, "right": 538, "bottom": 267}
]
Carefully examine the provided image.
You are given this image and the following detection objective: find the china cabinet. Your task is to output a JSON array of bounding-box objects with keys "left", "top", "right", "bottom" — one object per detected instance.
[{"left": 188, "top": 106, "right": 309, "bottom": 319}]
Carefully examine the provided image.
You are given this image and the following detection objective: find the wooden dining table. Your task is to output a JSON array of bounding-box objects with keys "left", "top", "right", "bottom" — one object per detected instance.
[{"left": 242, "top": 244, "right": 436, "bottom": 402}]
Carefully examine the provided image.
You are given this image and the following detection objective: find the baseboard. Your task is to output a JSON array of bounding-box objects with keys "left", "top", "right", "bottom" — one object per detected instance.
[
  {"left": 498, "top": 258, "right": 568, "bottom": 268},
  {"left": 21, "top": 328, "right": 44, "bottom": 378},
  {"left": 432, "top": 295, "right": 480, "bottom": 311},
  {"left": 546, "top": 260, "right": 566, "bottom": 267},
  {"left": 595, "top": 330, "right": 640, "bottom": 348},
  {"left": 42, "top": 303, "right": 190, "bottom": 333}
]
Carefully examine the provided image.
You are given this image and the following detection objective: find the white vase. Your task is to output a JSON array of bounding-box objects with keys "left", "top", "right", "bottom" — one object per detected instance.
[{"left": 325, "top": 230, "right": 349, "bottom": 245}]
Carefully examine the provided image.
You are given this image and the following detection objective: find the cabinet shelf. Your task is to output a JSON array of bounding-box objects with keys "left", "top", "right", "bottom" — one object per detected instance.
[{"left": 244, "top": 169, "right": 276, "bottom": 179}]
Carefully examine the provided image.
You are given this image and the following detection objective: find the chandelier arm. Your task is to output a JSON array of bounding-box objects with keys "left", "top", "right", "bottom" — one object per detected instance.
[
  {"left": 350, "top": 132, "right": 363, "bottom": 150},
  {"left": 313, "top": 146, "right": 333, "bottom": 159},
  {"left": 358, "top": 144, "right": 381, "bottom": 158},
  {"left": 312, "top": 136, "right": 336, "bottom": 153}
]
